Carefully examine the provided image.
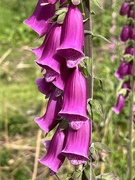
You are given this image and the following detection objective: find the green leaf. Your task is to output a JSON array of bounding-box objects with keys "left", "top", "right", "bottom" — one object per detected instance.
[
  {"left": 94, "top": 142, "right": 111, "bottom": 152},
  {"left": 117, "top": 88, "right": 127, "bottom": 97},
  {"left": 90, "top": 99, "right": 104, "bottom": 118},
  {"left": 84, "top": 164, "right": 96, "bottom": 180},
  {"left": 93, "top": 34, "right": 111, "bottom": 43},
  {"left": 122, "top": 54, "right": 133, "bottom": 62},
  {"left": 55, "top": 7, "right": 67, "bottom": 15},
  {"left": 79, "top": 57, "right": 92, "bottom": 78},
  {"left": 96, "top": 172, "right": 119, "bottom": 180},
  {"left": 91, "top": 0, "right": 104, "bottom": 10},
  {"left": 57, "top": 12, "right": 66, "bottom": 24}
]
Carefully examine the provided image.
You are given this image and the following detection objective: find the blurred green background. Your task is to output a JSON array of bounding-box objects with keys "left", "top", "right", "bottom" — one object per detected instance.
[{"left": 0, "top": 0, "right": 134, "bottom": 179}]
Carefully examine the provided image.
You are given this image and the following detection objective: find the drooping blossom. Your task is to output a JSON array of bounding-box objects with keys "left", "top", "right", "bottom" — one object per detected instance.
[
  {"left": 24, "top": 0, "right": 55, "bottom": 37},
  {"left": 124, "top": 46, "right": 134, "bottom": 56},
  {"left": 39, "top": 126, "right": 66, "bottom": 173},
  {"left": 34, "top": 93, "right": 62, "bottom": 133},
  {"left": 119, "top": 1, "right": 130, "bottom": 16},
  {"left": 115, "top": 61, "right": 133, "bottom": 80},
  {"left": 62, "top": 119, "right": 91, "bottom": 165},
  {"left": 129, "top": 26, "right": 135, "bottom": 40},
  {"left": 34, "top": 23, "right": 64, "bottom": 82},
  {"left": 128, "top": 9, "right": 135, "bottom": 18},
  {"left": 112, "top": 94, "right": 125, "bottom": 114},
  {"left": 59, "top": 67, "right": 88, "bottom": 130},
  {"left": 35, "top": 77, "right": 53, "bottom": 97},
  {"left": 52, "top": 61, "right": 73, "bottom": 91},
  {"left": 120, "top": 25, "right": 130, "bottom": 42},
  {"left": 57, "top": 3, "right": 84, "bottom": 68},
  {"left": 121, "top": 81, "right": 131, "bottom": 97}
]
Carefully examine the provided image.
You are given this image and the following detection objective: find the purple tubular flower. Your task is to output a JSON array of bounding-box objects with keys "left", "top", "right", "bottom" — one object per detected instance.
[
  {"left": 115, "top": 61, "right": 133, "bottom": 80},
  {"left": 57, "top": 3, "right": 84, "bottom": 68},
  {"left": 112, "top": 94, "right": 125, "bottom": 114},
  {"left": 128, "top": 9, "right": 135, "bottom": 18},
  {"left": 35, "top": 23, "right": 64, "bottom": 82},
  {"left": 124, "top": 46, "right": 134, "bottom": 56},
  {"left": 129, "top": 27, "right": 135, "bottom": 40},
  {"left": 119, "top": 2, "right": 130, "bottom": 16},
  {"left": 35, "top": 77, "right": 53, "bottom": 97},
  {"left": 122, "top": 81, "right": 131, "bottom": 97},
  {"left": 120, "top": 25, "right": 130, "bottom": 42},
  {"left": 52, "top": 62, "right": 73, "bottom": 90},
  {"left": 59, "top": 67, "right": 88, "bottom": 130},
  {"left": 39, "top": 126, "right": 66, "bottom": 173},
  {"left": 62, "top": 119, "right": 91, "bottom": 165},
  {"left": 24, "top": 0, "right": 55, "bottom": 37},
  {"left": 34, "top": 93, "right": 62, "bottom": 132}
]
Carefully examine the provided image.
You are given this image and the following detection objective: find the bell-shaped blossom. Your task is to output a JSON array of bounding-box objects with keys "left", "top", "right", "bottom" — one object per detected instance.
[
  {"left": 39, "top": 126, "right": 66, "bottom": 173},
  {"left": 52, "top": 61, "right": 73, "bottom": 90},
  {"left": 120, "top": 25, "right": 130, "bottom": 42},
  {"left": 119, "top": 2, "right": 130, "bottom": 16},
  {"left": 129, "top": 27, "right": 135, "bottom": 40},
  {"left": 122, "top": 81, "right": 131, "bottom": 98},
  {"left": 124, "top": 46, "right": 134, "bottom": 56},
  {"left": 62, "top": 119, "right": 91, "bottom": 165},
  {"left": 115, "top": 61, "right": 133, "bottom": 80},
  {"left": 57, "top": 3, "right": 84, "bottom": 68},
  {"left": 112, "top": 94, "right": 125, "bottom": 114},
  {"left": 34, "top": 93, "right": 62, "bottom": 132},
  {"left": 35, "top": 23, "right": 64, "bottom": 82},
  {"left": 128, "top": 9, "right": 135, "bottom": 18},
  {"left": 35, "top": 77, "right": 53, "bottom": 97},
  {"left": 59, "top": 67, "right": 88, "bottom": 130},
  {"left": 24, "top": 0, "right": 55, "bottom": 37}
]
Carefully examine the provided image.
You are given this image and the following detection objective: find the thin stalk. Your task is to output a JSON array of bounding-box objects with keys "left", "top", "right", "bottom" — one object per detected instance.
[
  {"left": 127, "top": 1, "right": 135, "bottom": 178},
  {"left": 82, "top": 0, "right": 93, "bottom": 179},
  {"left": 83, "top": 0, "right": 93, "bottom": 99},
  {"left": 127, "top": 43, "right": 135, "bottom": 180}
]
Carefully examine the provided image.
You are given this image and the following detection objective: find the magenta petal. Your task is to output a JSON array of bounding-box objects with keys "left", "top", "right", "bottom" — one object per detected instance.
[
  {"left": 57, "top": 3, "right": 84, "bottom": 68},
  {"left": 36, "top": 23, "right": 64, "bottom": 77},
  {"left": 122, "top": 81, "right": 131, "bottom": 98},
  {"left": 59, "top": 67, "right": 88, "bottom": 130},
  {"left": 124, "top": 46, "right": 135, "bottom": 56},
  {"left": 115, "top": 61, "right": 133, "bottom": 80},
  {"left": 120, "top": 25, "right": 130, "bottom": 42},
  {"left": 34, "top": 94, "right": 62, "bottom": 132},
  {"left": 39, "top": 127, "right": 66, "bottom": 173},
  {"left": 128, "top": 9, "right": 135, "bottom": 18},
  {"left": 129, "top": 27, "right": 135, "bottom": 40},
  {"left": 112, "top": 94, "right": 125, "bottom": 114},
  {"left": 24, "top": 0, "right": 55, "bottom": 37},
  {"left": 35, "top": 77, "right": 53, "bottom": 96},
  {"left": 52, "top": 62, "right": 73, "bottom": 90},
  {"left": 119, "top": 2, "right": 130, "bottom": 16},
  {"left": 62, "top": 119, "right": 91, "bottom": 165}
]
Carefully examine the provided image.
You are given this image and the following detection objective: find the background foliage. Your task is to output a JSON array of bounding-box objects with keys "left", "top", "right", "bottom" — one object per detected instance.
[{"left": 0, "top": 0, "right": 134, "bottom": 179}]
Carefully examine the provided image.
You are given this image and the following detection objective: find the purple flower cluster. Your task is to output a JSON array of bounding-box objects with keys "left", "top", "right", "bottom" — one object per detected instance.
[
  {"left": 112, "top": 1, "right": 134, "bottom": 115},
  {"left": 24, "top": 0, "right": 91, "bottom": 174}
]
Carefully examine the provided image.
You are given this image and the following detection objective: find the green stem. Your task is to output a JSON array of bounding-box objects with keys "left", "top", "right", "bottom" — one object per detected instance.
[
  {"left": 127, "top": 12, "right": 135, "bottom": 179},
  {"left": 82, "top": 0, "right": 93, "bottom": 179}
]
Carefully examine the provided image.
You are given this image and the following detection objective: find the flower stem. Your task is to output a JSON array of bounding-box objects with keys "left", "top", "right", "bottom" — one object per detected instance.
[
  {"left": 82, "top": 0, "right": 93, "bottom": 179},
  {"left": 127, "top": 42, "right": 135, "bottom": 180},
  {"left": 127, "top": 1, "right": 135, "bottom": 177}
]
